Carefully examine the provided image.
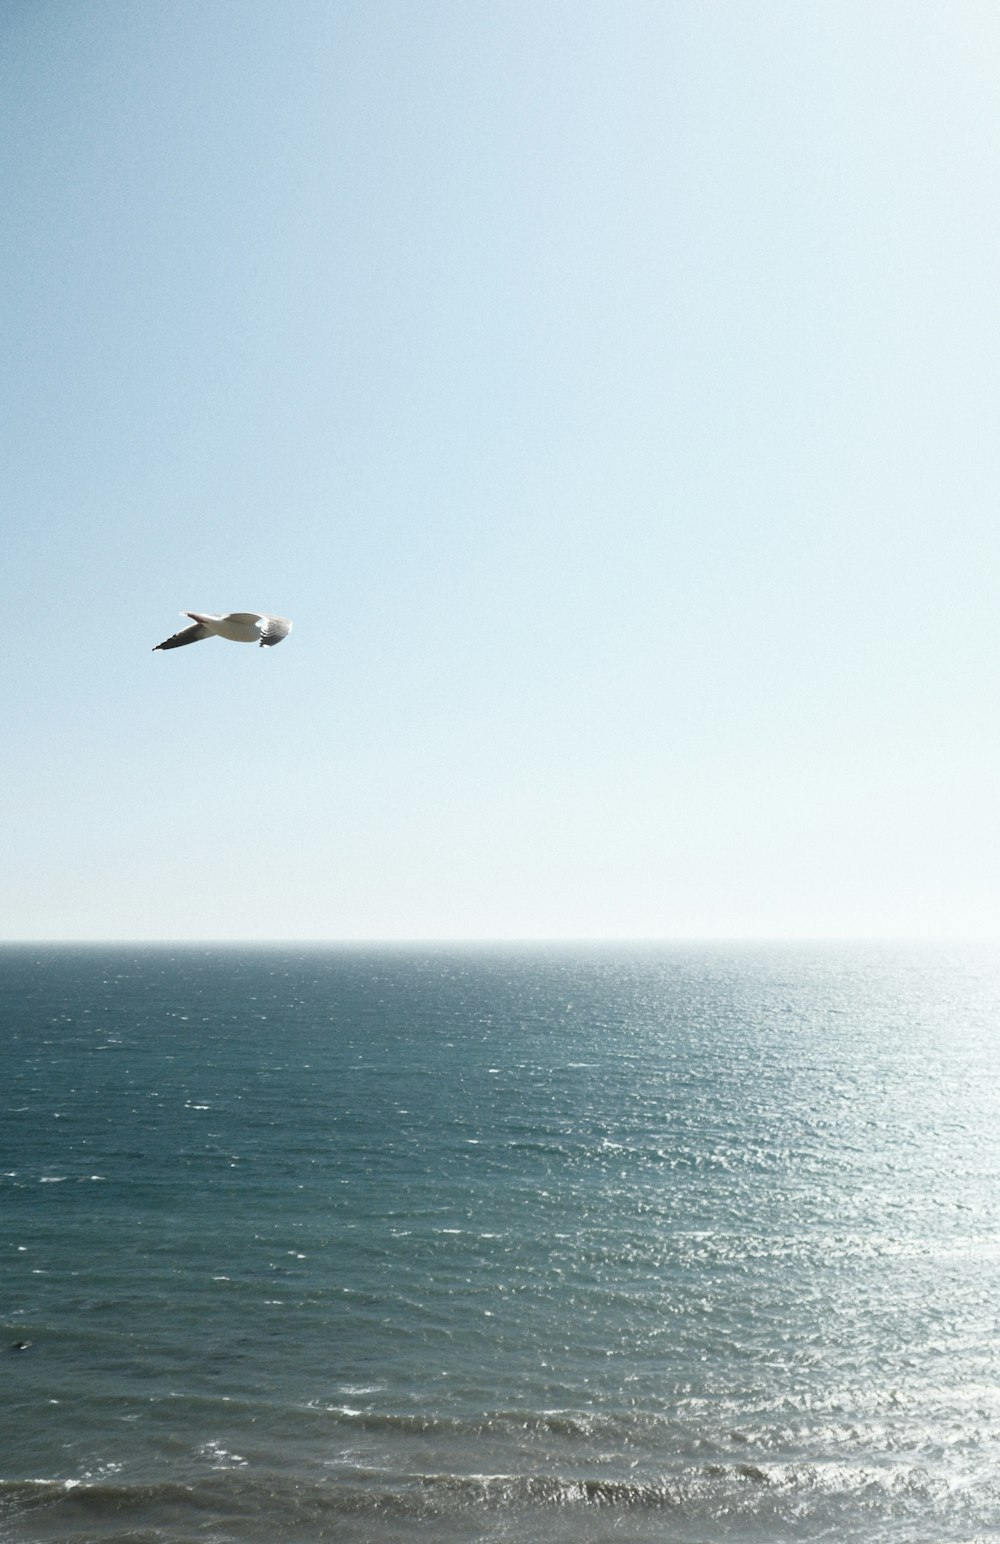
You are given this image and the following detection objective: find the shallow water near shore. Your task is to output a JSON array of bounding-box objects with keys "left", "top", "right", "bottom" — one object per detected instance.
[{"left": 2, "top": 942, "right": 999, "bottom": 1542}]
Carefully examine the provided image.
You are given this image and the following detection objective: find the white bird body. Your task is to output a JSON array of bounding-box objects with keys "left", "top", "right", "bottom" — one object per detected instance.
[{"left": 153, "top": 611, "right": 293, "bottom": 650}]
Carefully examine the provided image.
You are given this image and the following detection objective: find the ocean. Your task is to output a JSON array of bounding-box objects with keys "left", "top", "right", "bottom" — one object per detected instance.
[{"left": 1, "top": 943, "right": 998, "bottom": 1543}]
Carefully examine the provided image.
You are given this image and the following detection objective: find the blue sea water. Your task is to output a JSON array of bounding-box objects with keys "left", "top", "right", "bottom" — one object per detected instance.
[{"left": 1, "top": 943, "right": 999, "bottom": 1543}]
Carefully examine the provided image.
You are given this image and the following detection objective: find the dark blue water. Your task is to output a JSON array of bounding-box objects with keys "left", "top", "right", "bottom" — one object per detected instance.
[{"left": 2, "top": 943, "right": 999, "bottom": 1542}]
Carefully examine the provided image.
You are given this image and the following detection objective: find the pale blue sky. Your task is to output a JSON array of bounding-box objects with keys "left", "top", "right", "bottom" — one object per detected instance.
[{"left": 4, "top": 0, "right": 1000, "bottom": 941}]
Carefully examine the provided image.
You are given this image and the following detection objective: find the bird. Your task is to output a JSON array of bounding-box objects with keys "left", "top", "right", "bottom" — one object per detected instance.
[{"left": 153, "top": 612, "right": 293, "bottom": 651}]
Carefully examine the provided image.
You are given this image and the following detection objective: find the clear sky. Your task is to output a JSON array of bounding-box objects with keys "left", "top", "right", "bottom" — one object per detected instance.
[{"left": 3, "top": 0, "right": 1000, "bottom": 942}]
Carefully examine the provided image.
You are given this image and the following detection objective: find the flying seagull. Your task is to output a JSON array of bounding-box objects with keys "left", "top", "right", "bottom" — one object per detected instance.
[{"left": 153, "top": 612, "right": 293, "bottom": 651}]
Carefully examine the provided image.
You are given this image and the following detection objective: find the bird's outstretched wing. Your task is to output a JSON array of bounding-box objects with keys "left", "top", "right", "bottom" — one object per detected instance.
[{"left": 152, "top": 620, "right": 211, "bottom": 651}]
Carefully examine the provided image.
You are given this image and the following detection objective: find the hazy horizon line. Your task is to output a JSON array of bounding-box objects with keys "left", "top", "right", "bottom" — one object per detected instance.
[{"left": 3, "top": 935, "right": 998, "bottom": 949}]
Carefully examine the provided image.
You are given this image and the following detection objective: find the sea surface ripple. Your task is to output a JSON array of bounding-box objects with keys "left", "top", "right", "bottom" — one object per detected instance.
[{"left": 1, "top": 943, "right": 999, "bottom": 1542}]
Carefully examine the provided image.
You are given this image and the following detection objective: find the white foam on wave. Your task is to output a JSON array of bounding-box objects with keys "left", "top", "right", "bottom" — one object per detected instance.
[{"left": 199, "top": 1441, "right": 249, "bottom": 1469}]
